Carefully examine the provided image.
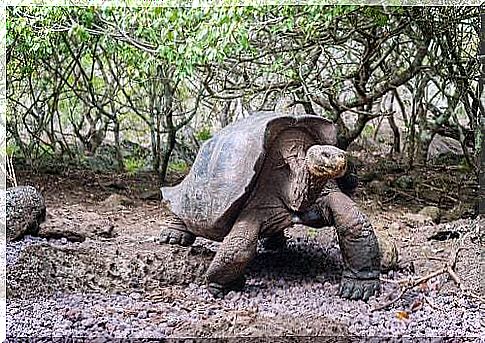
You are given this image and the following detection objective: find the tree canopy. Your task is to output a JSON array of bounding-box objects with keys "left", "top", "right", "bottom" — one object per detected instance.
[{"left": 6, "top": 5, "right": 481, "bottom": 182}]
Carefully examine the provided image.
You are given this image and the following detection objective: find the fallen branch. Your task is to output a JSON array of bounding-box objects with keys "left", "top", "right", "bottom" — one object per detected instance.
[
  {"left": 372, "top": 232, "right": 483, "bottom": 311},
  {"left": 420, "top": 183, "right": 459, "bottom": 203},
  {"left": 412, "top": 163, "right": 463, "bottom": 171},
  {"left": 373, "top": 267, "right": 448, "bottom": 311},
  {"left": 389, "top": 187, "right": 437, "bottom": 205},
  {"left": 397, "top": 255, "right": 448, "bottom": 265}
]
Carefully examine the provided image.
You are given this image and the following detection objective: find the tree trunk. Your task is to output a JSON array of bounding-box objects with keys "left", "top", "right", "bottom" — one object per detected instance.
[
  {"left": 336, "top": 111, "right": 371, "bottom": 150},
  {"left": 388, "top": 114, "right": 401, "bottom": 155},
  {"left": 414, "top": 103, "right": 432, "bottom": 165},
  {"left": 158, "top": 76, "right": 176, "bottom": 185},
  {"left": 150, "top": 124, "right": 160, "bottom": 172},
  {"left": 113, "top": 119, "right": 124, "bottom": 172},
  {"left": 160, "top": 122, "right": 176, "bottom": 185}
]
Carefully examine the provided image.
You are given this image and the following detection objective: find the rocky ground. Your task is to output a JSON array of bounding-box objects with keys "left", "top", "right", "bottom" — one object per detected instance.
[{"left": 5, "top": 169, "right": 484, "bottom": 340}]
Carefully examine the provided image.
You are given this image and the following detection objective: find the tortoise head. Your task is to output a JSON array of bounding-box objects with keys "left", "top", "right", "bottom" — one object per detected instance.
[{"left": 305, "top": 145, "right": 347, "bottom": 180}]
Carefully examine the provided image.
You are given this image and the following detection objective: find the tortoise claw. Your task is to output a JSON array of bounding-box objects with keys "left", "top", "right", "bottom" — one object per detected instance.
[
  {"left": 339, "top": 279, "right": 354, "bottom": 299},
  {"left": 206, "top": 276, "right": 246, "bottom": 298},
  {"left": 207, "top": 283, "right": 226, "bottom": 299},
  {"left": 362, "top": 284, "right": 378, "bottom": 302},
  {"left": 159, "top": 227, "right": 195, "bottom": 246},
  {"left": 339, "top": 276, "right": 380, "bottom": 302},
  {"left": 350, "top": 288, "right": 363, "bottom": 300}
]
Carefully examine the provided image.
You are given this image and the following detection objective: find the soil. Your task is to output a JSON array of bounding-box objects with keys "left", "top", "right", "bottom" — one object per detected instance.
[{"left": 5, "top": 165, "right": 484, "bottom": 339}]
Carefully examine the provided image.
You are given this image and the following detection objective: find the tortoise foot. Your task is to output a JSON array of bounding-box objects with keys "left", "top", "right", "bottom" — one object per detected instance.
[
  {"left": 159, "top": 227, "right": 196, "bottom": 246},
  {"left": 339, "top": 276, "right": 380, "bottom": 302},
  {"left": 207, "top": 276, "right": 246, "bottom": 298}
]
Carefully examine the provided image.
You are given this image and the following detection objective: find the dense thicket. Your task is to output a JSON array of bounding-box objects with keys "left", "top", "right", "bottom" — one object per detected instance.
[{"left": 5, "top": 6, "right": 482, "bottom": 183}]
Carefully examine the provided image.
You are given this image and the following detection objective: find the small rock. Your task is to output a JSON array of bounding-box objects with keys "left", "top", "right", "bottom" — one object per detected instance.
[
  {"left": 418, "top": 206, "right": 440, "bottom": 223},
  {"left": 315, "top": 275, "right": 326, "bottom": 283},
  {"left": 6, "top": 186, "right": 46, "bottom": 242},
  {"left": 166, "top": 318, "right": 178, "bottom": 327},
  {"left": 427, "top": 230, "right": 460, "bottom": 241},
  {"left": 37, "top": 226, "right": 86, "bottom": 242},
  {"left": 225, "top": 291, "right": 238, "bottom": 301},
  {"left": 81, "top": 317, "right": 95, "bottom": 328},
  {"left": 65, "top": 308, "right": 83, "bottom": 321},
  {"left": 375, "top": 231, "right": 398, "bottom": 272},
  {"left": 129, "top": 292, "right": 141, "bottom": 300},
  {"left": 90, "top": 338, "right": 108, "bottom": 343},
  {"left": 137, "top": 311, "right": 148, "bottom": 319},
  {"left": 389, "top": 222, "right": 401, "bottom": 231},
  {"left": 401, "top": 213, "right": 433, "bottom": 227},
  {"left": 368, "top": 180, "right": 388, "bottom": 195},
  {"left": 394, "top": 175, "right": 414, "bottom": 189},
  {"left": 428, "top": 136, "right": 463, "bottom": 163},
  {"left": 100, "top": 194, "right": 134, "bottom": 210},
  {"left": 87, "top": 220, "right": 116, "bottom": 238}
]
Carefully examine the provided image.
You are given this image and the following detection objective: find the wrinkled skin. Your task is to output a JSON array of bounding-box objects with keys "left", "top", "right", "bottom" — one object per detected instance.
[
  {"left": 294, "top": 181, "right": 381, "bottom": 301},
  {"left": 162, "top": 160, "right": 381, "bottom": 301},
  {"left": 160, "top": 115, "right": 381, "bottom": 301}
]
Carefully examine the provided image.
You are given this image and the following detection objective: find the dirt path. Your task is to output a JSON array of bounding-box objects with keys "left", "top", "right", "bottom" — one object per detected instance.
[{"left": 6, "top": 171, "right": 483, "bottom": 339}]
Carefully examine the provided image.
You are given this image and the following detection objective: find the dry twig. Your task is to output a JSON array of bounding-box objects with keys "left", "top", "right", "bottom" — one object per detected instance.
[
  {"left": 389, "top": 187, "right": 437, "bottom": 205},
  {"left": 373, "top": 232, "right": 483, "bottom": 311},
  {"left": 420, "top": 182, "right": 459, "bottom": 203}
]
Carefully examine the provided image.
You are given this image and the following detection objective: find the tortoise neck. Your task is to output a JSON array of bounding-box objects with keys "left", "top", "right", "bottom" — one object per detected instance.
[{"left": 286, "top": 156, "right": 328, "bottom": 211}]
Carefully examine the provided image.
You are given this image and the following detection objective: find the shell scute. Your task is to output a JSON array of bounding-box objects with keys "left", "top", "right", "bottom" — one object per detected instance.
[{"left": 161, "top": 112, "right": 336, "bottom": 235}]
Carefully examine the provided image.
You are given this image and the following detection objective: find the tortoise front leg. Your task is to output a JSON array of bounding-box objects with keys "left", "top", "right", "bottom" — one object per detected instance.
[
  {"left": 321, "top": 183, "right": 381, "bottom": 301},
  {"left": 205, "top": 214, "right": 260, "bottom": 298}
]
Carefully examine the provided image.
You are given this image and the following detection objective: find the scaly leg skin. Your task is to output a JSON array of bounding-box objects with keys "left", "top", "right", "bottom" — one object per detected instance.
[
  {"left": 322, "top": 182, "right": 381, "bottom": 301},
  {"left": 205, "top": 213, "right": 260, "bottom": 298},
  {"left": 159, "top": 213, "right": 196, "bottom": 246}
]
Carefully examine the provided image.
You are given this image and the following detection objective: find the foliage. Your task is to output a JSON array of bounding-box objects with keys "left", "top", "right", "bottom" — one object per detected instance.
[
  {"left": 168, "top": 160, "right": 189, "bottom": 174},
  {"left": 6, "top": 143, "right": 20, "bottom": 157},
  {"left": 195, "top": 127, "right": 212, "bottom": 142},
  {"left": 307, "top": 228, "right": 318, "bottom": 239},
  {"left": 5, "top": 5, "right": 481, "bottom": 180},
  {"left": 124, "top": 156, "right": 145, "bottom": 175},
  {"left": 362, "top": 124, "right": 375, "bottom": 139}
]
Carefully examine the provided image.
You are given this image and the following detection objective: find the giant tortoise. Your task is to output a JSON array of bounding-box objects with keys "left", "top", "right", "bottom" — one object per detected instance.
[{"left": 160, "top": 112, "right": 382, "bottom": 301}]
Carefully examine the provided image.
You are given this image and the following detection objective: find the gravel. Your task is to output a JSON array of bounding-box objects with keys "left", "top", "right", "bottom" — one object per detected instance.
[
  {"left": 6, "top": 218, "right": 484, "bottom": 338},
  {"left": 6, "top": 235, "right": 48, "bottom": 266}
]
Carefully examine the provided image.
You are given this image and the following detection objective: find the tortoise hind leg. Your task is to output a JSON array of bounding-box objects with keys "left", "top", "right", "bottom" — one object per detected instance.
[
  {"left": 205, "top": 212, "right": 260, "bottom": 298},
  {"left": 159, "top": 213, "right": 196, "bottom": 246}
]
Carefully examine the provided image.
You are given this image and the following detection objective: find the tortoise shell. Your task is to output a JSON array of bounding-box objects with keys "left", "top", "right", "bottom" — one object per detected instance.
[{"left": 161, "top": 112, "right": 337, "bottom": 232}]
